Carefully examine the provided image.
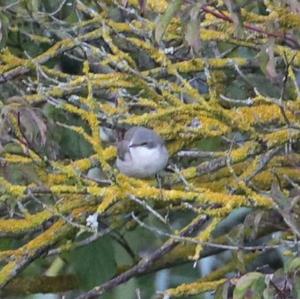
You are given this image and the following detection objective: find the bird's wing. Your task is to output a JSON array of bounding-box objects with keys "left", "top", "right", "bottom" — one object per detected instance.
[{"left": 117, "top": 140, "right": 130, "bottom": 161}]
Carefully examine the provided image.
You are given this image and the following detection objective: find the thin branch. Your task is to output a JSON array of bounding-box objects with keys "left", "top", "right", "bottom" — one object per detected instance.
[
  {"left": 131, "top": 213, "right": 281, "bottom": 252},
  {"left": 1, "top": 0, "right": 20, "bottom": 11},
  {"left": 278, "top": 53, "right": 297, "bottom": 126},
  {"left": 177, "top": 150, "right": 223, "bottom": 158},
  {"left": 128, "top": 194, "right": 168, "bottom": 224},
  {"left": 47, "top": 228, "right": 112, "bottom": 257},
  {"left": 220, "top": 94, "right": 254, "bottom": 107},
  {"left": 234, "top": 63, "right": 255, "bottom": 88},
  {"left": 48, "top": 0, "right": 69, "bottom": 16},
  {"left": 28, "top": 190, "right": 95, "bottom": 233}
]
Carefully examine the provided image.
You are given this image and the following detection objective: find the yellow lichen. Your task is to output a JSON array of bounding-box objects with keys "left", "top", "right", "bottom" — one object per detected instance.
[
  {"left": 165, "top": 278, "right": 227, "bottom": 297},
  {"left": 230, "top": 142, "right": 259, "bottom": 163},
  {"left": 0, "top": 177, "right": 26, "bottom": 198},
  {"left": 2, "top": 154, "right": 33, "bottom": 164},
  {"left": 264, "top": 129, "right": 300, "bottom": 148},
  {"left": 97, "top": 187, "right": 122, "bottom": 213},
  {"left": 193, "top": 217, "right": 221, "bottom": 260}
]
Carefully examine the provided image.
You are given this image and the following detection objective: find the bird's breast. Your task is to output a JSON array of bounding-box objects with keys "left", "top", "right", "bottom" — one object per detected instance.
[
  {"left": 130, "top": 146, "right": 165, "bottom": 166},
  {"left": 116, "top": 145, "right": 168, "bottom": 178}
]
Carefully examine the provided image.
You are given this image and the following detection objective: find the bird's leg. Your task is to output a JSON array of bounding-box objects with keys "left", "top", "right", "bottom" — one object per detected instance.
[
  {"left": 155, "top": 173, "right": 171, "bottom": 225},
  {"left": 155, "top": 173, "right": 164, "bottom": 200},
  {"left": 106, "top": 168, "right": 117, "bottom": 185}
]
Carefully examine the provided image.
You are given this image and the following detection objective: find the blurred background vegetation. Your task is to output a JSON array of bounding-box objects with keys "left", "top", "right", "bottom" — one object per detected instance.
[{"left": 0, "top": 0, "right": 299, "bottom": 298}]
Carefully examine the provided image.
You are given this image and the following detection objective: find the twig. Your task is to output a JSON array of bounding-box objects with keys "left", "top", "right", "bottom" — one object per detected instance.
[
  {"left": 1, "top": 0, "right": 20, "bottom": 11},
  {"left": 283, "top": 175, "right": 300, "bottom": 191},
  {"left": 201, "top": 5, "right": 299, "bottom": 49},
  {"left": 136, "top": 288, "right": 142, "bottom": 299},
  {"left": 128, "top": 195, "right": 168, "bottom": 224},
  {"left": 220, "top": 94, "right": 254, "bottom": 107},
  {"left": 131, "top": 213, "right": 280, "bottom": 252},
  {"left": 48, "top": 0, "right": 69, "bottom": 16},
  {"left": 47, "top": 228, "right": 112, "bottom": 256},
  {"left": 278, "top": 53, "right": 297, "bottom": 126},
  {"left": 177, "top": 150, "right": 223, "bottom": 158},
  {"left": 169, "top": 164, "right": 192, "bottom": 191},
  {"left": 110, "top": 232, "right": 137, "bottom": 261},
  {"left": 234, "top": 63, "right": 255, "bottom": 88},
  {"left": 28, "top": 190, "right": 95, "bottom": 233}
]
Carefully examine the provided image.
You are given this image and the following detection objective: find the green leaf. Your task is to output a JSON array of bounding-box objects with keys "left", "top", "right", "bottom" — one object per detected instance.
[
  {"left": 23, "top": 0, "right": 40, "bottom": 13},
  {"left": 68, "top": 236, "right": 117, "bottom": 290},
  {"left": 286, "top": 257, "right": 300, "bottom": 273},
  {"left": 256, "top": 38, "right": 279, "bottom": 83},
  {"left": 233, "top": 272, "right": 265, "bottom": 299},
  {"left": 256, "top": 47, "right": 269, "bottom": 76},
  {"left": 44, "top": 104, "right": 93, "bottom": 159},
  {"left": 155, "top": 0, "right": 183, "bottom": 43},
  {"left": 0, "top": 12, "right": 9, "bottom": 50},
  {"left": 223, "top": 0, "right": 243, "bottom": 38},
  {"left": 293, "top": 276, "right": 300, "bottom": 298},
  {"left": 215, "top": 280, "right": 231, "bottom": 299},
  {"left": 263, "top": 286, "right": 276, "bottom": 299},
  {"left": 246, "top": 73, "right": 281, "bottom": 98},
  {"left": 185, "top": 6, "right": 201, "bottom": 56}
]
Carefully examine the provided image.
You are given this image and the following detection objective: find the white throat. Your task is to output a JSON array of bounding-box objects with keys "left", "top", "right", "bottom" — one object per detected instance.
[{"left": 130, "top": 145, "right": 160, "bottom": 161}]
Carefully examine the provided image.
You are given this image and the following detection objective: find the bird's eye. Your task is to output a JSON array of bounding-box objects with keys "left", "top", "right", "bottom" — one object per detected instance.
[
  {"left": 139, "top": 142, "right": 148, "bottom": 146},
  {"left": 129, "top": 142, "right": 149, "bottom": 148}
]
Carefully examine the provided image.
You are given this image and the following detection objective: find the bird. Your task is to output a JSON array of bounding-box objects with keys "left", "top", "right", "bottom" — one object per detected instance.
[{"left": 116, "top": 126, "right": 169, "bottom": 178}]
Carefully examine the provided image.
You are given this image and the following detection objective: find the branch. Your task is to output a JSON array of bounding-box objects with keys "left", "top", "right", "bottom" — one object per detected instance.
[
  {"left": 0, "top": 220, "right": 71, "bottom": 288},
  {"left": 131, "top": 213, "right": 281, "bottom": 251},
  {"left": 0, "top": 28, "right": 103, "bottom": 84},
  {"left": 75, "top": 215, "right": 209, "bottom": 299},
  {"left": 201, "top": 5, "right": 300, "bottom": 49},
  {"left": 3, "top": 274, "right": 78, "bottom": 295}
]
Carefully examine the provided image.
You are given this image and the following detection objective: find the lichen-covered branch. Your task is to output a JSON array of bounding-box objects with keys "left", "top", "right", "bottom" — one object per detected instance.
[{"left": 0, "top": 0, "right": 299, "bottom": 297}]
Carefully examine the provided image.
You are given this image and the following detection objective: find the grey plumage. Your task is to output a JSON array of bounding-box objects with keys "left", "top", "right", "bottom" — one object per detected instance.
[
  {"left": 116, "top": 126, "right": 169, "bottom": 178},
  {"left": 117, "top": 126, "right": 164, "bottom": 160},
  {"left": 124, "top": 127, "right": 164, "bottom": 146}
]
